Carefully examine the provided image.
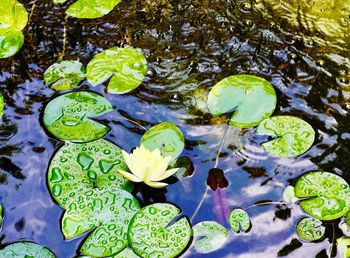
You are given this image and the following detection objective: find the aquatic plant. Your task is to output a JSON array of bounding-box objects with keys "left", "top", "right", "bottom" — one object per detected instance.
[
  {"left": 118, "top": 145, "right": 179, "bottom": 188},
  {"left": 228, "top": 208, "right": 251, "bottom": 233},
  {"left": 296, "top": 217, "right": 325, "bottom": 241},
  {"left": 0, "top": 242, "right": 56, "bottom": 257}
]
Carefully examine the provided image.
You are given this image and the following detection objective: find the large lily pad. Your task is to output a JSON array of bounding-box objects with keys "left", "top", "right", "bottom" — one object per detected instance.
[
  {"left": 44, "top": 61, "right": 86, "bottom": 91},
  {"left": 48, "top": 139, "right": 132, "bottom": 209},
  {"left": 141, "top": 122, "right": 185, "bottom": 160},
  {"left": 0, "top": 1, "right": 28, "bottom": 30},
  {"left": 207, "top": 75, "right": 276, "bottom": 128},
  {"left": 43, "top": 91, "right": 113, "bottom": 142},
  {"left": 0, "top": 242, "right": 56, "bottom": 257},
  {"left": 128, "top": 203, "right": 192, "bottom": 258},
  {"left": 295, "top": 171, "right": 350, "bottom": 220},
  {"left": 228, "top": 208, "right": 251, "bottom": 233},
  {"left": 0, "top": 28, "right": 24, "bottom": 59},
  {"left": 192, "top": 221, "right": 228, "bottom": 254},
  {"left": 296, "top": 217, "right": 325, "bottom": 241},
  {"left": 62, "top": 0, "right": 121, "bottom": 19},
  {"left": 87, "top": 47, "right": 147, "bottom": 94},
  {"left": 257, "top": 116, "right": 315, "bottom": 157},
  {"left": 62, "top": 186, "right": 140, "bottom": 257}
]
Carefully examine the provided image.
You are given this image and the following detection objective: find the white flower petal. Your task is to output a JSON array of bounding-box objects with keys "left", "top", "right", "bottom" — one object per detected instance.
[
  {"left": 118, "top": 170, "right": 142, "bottom": 183},
  {"left": 156, "top": 168, "right": 179, "bottom": 181},
  {"left": 145, "top": 181, "right": 169, "bottom": 188}
]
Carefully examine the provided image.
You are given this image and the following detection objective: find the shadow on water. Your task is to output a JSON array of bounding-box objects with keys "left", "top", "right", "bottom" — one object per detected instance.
[{"left": 0, "top": 0, "right": 349, "bottom": 257}]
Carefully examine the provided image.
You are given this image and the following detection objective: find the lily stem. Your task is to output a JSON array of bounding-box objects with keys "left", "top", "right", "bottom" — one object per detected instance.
[{"left": 190, "top": 125, "right": 229, "bottom": 222}]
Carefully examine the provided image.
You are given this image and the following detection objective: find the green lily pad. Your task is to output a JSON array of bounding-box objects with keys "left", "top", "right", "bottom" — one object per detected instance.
[
  {"left": 338, "top": 238, "right": 350, "bottom": 258},
  {"left": 0, "top": 242, "right": 55, "bottom": 257},
  {"left": 296, "top": 217, "right": 325, "bottom": 241},
  {"left": 128, "top": 203, "right": 192, "bottom": 258},
  {"left": 0, "top": 1, "right": 28, "bottom": 30},
  {"left": 0, "top": 92, "right": 4, "bottom": 118},
  {"left": 44, "top": 61, "right": 86, "bottom": 91},
  {"left": 256, "top": 116, "right": 315, "bottom": 157},
  {"left": 62, "top": 186, "right": 140, "bottom": 257},
  {"left": 77, "top": 248, "right": 139, "bottom": 258},
  {"left": 228, "top": 208, "right": 251, "bottom": 233},
  {"left": 283, "top": 186, "right": 298, "bottom": 203},
  {"left": 192, "top": 221, "right": 228, "bottom": 254},
  {"left": 87, "top": 47, "right": 147, "bottom": 94},
  {"left": 43, "top": 91, "right": 113, "bottom": 142},
  {"left": 65, "top": 0, "right": 121, "bottom": 19},
  {"left": 0, "top": 28, "right": 24, "bottom": 59},
  {"left": 207, "top": 75, "right": 276, "bottom": 128},
  {"left": 295, "top": 171, "right": 350, "bottom": 220},
  {"left": 48, "top": 138, "right": 133, "bottom": 209},
  {"left": 141, "top": 122, "right": 185, "bottom": 160}
]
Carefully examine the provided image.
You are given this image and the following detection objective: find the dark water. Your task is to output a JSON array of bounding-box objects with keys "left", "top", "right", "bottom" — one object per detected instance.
[{"left": 0, "top": 0, "right": 350, "bottom": 257}]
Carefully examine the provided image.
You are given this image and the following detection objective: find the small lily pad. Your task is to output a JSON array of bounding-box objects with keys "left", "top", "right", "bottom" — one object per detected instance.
[
  {"left": 48, "top": 139, "right": 132, "bottom": 209},
  {"left": 338, "top": 238, "right": 350, "bottom": 258},
  {"left": 283, "top": 186, "right": 298, "bottom": 203},
  {"left": 62, "top": 186, "right": 140, "bottom": 257},
  {"left": 256, "top": 116, "right": 315, "bottom": 157},
  {"left": 141, "top": 122, "right": 185, "bottom": 160},
  {"left": 0, "top": 242, "right": 56, "bottom": 257},
  {"left": 64, "top": 0, "right": 121, "bottom": 19},
  {"left": 296, "top": 217, "right": 325, "bottom": 241},
  {"left": 128, "top": 203, "right": 192, "bottom": 258},
  {"left": 295, "top": 171, "right": 350, "bottom": 220},
  {"left": 44, "top": 61, "right": 86, "bottom": 91},
  {"left": 87, "top": 47, "right": 147, "bottom": 94},
  {"left": 43, "top": 91, "right": 113, "bottom": 142},
  {"left": 0, "top": 1, "right": 28, "bottom": 30},
  {"left": 207, "top": 75, "right": 276, "bottom": 128},
  {"left": 192, "top": 221, "right": 228, "bottom": 254},
  {"left": 0, "top": 28, "right": 24, "bottom": 59},
  {"left": 228, "top": 208, "right": 251, "bottom": 233}
]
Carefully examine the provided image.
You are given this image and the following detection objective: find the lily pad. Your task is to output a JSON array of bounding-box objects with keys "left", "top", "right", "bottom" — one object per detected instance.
[
  {"left": 338, "top": 238, "right": 350, "bottom": 258},
  {"left": 0, "top": 28, "right": 24, "bottom": 59},
  {"left": 295, "top": 171, "right": 350, "bottom": 220},
  {"left": 44, "top": 61, "right": 86, "bottom": 91},
  {"left": 0, "top": 1, "right": 28, "bottom": 30},
  {"left": 0, "top": 92, "right": 4, "bottom": 118},
  {"left": 192, "top": 221, "right": 228, "bottom": 254},
  {"left": 62, "top": 186, "right": 140, "bottom": 257},
  {"left": 64, "top": 0, "right": 121, "bottom": 19},
  {"left": 228, "top": 208, "right": 251, "bottom": 233},
  {"left": 141, "top": 122, "right": 185, "bottom": 160},
  {"left": 283, "top": 186, "right": 298, "bottom": 203},
  {"left": 77, "top": 248, "right": 139, "bottom": 258},
  {"left": 128, "top": 203, "right": 192, "bottom": 258},
  {"left": 43, "top": 91, "right": 113, "bottom": 142},
  {"left": 48, "top": 139, "right": 133, "bottom": 209},
  {"left": 257, "top": 116, "right": 315, "bottom": 157},
  {"left": 0, "top": 242, "right": 55, "bottom": 257},
  {"left": 87, "top": 47, "right": 147, "bottom": 94},
  {"left": 296, "top": 217, "right": 325, "bottom": 241},
  {"left": 207, "top": 75, "right": 276, "bottom": 128}
]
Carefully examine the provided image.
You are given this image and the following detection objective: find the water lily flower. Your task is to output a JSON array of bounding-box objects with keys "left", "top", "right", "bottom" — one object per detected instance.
[{"left": 118, "top": 145, "right": 179, "bottom": 188}]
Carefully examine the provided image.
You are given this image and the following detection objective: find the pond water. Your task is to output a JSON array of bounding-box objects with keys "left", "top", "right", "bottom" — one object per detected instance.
[{"left": 0, "top": 0, "right": 350, "bottom": 257}]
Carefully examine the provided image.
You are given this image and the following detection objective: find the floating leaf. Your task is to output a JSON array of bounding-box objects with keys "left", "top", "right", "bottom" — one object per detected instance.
[
  {"left": 228, "top": 208, "right": 251, "bottom": 233},
  {"left": 43, "top": 91, "right": 113, "bottom": 142},
  {"left": 77, "top": 248, "right": 139, "bottom": 258},
  {"left": 64, "top": 0, "right": 121, "bottom": 19},
  {"left": 256, "top": 116, "right": 315, "bottom": 157},
  {"left": 48, "top": 139, "right": 132, "bottom": 209},
  {"left": 295, "top": 171, "right": 350, "bottom": 220},
  {"left": 192, "top": 221, "right": 228, "bottom": 254},
  {"left": 338, "top": 238, "right": 350, "bottom": 258},
  {"left": 0, "top": 92, "right": 4, "bottom": 118},
  {"left": 207, "top": 75, "right": 276, "bottom": 128},
  {"left": 44, "top": 61, "right": 86, "bottom": 91},
  {"left": 141, "top": 122, "right": 184, "bottom": 160},
  {"left": 0, "top": 242, "right": 55, "bottom": 257},
  {"left": 0, "top": 1, "right": 28, "bottom": 30},
  {"left": 0, "top": 28, "right": 24, "bottom": 59},
  {"left": 87, "top": 47, "right": 147, "bottom": 94},
  {"left": 206, "top": 168, "right": 228, "bottom": 191},
  {"left": 296, "top": 217, "right": 325, "bottom": 241},
  {"left": 128, "top": 203, "right": 192, "bottom": 258},
  {"left": 283, "top": 186, "right": 298, "bottom": 203},
  {"left": 62, "top": 186, "right": 140, "bottom": 257},
  {"left": 174, "top": 156, "right": 194, "bottom": 178}
]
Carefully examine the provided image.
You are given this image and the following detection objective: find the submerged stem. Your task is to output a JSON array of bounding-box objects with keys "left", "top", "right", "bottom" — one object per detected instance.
[
  {"left": 58, "top": 15, "right": 68, "bottom": 60},
  {"left": 190, "top": 125, "right": 229, "bottom": 222},
  {"left": 114, "top": 115, "right": 147, "bottom": 131}
]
